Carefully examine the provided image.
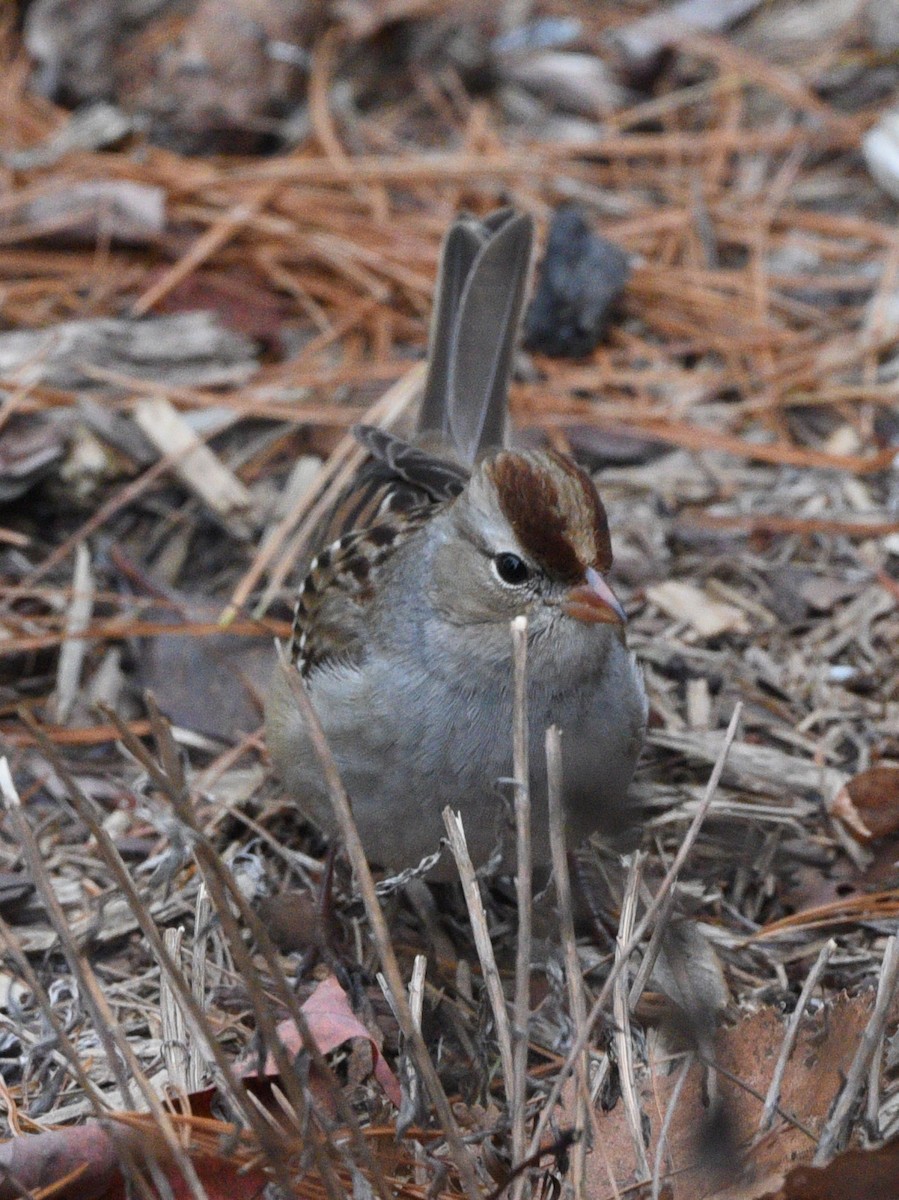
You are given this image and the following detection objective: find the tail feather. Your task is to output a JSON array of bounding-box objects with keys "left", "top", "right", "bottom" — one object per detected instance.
[
  {"left": 416, "top": 215, "right": 487, "bottom": 444},
  {"left": 418, "top": 209, "right": 534, "bottom": 465}
]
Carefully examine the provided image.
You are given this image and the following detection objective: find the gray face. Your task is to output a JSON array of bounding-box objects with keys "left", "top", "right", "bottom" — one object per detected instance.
[{"left": 405, "top": 461, "right": 621, "bottom": 683}]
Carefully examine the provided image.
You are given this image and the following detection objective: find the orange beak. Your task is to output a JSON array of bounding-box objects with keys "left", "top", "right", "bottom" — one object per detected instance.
[{"left": 563, "top": 566, "right": 627, "bottom": 625}]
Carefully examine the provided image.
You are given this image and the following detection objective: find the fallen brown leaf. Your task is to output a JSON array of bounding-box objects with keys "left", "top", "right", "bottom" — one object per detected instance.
[
  {"left": 577, "top": 992, "right": 883, "bottom": 1200},
  {"left": 0, "top": 1121, "right": 132, "bottom": 1200},
  {"left": 245, "top": 972, "right": 402, "bottom": 1109},
  {"left": 829, "top": 766, "right": 899, "bottom": 842},
  {"left": 766, "top": 1134, "right": 899, "bottom": 1200}
]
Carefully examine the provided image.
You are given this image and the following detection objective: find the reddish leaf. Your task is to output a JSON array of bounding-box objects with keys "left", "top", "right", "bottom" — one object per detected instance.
[
  {"left": 151, "top": 1153, "right": 268, "bottom": 1200},
  {"left": 830, "top": 766, "right": 899, "bottom": 841},
  {"left": 772, "top": 1135, "right": 899, "bottom": 1199},
  {"left": 0, "top": 1122, "right": 129, "bottom": 1200},
  {"left": 246, "top": 973, "right": 402, "bottom": 1108},
  {"left": 575, "top": 992, "right": 884, "bottom": 1199},
  {"left": 155, "top": 268, "right": 291, "bottom": 344}
]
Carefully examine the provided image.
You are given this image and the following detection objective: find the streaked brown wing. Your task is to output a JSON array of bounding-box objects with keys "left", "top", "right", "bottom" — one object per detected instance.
[
  {"left": 289, "top": 507, "right": 430, "bottom": 676},
  {"left": 294, "top": 425, "right": 467, "bottom": 581}
]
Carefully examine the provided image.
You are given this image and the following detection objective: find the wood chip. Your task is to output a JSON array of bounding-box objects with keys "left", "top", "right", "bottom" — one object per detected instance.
[
  {"left": 52, "top": 543, "right": 95, "bottom": 724},
  {"left": 0, "top": 314, "right": 257, "bottom": 389},
  {"left": 133, "top": 395, "right": 254, "bottom": 535},
  {"left": 646, "top": 579, "right": 750, "bottom": 637}
]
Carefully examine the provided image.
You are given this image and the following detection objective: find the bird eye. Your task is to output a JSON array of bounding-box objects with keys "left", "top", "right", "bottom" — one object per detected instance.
[{"left": 493, "top": 552, "right": 530, "bottom": 586}]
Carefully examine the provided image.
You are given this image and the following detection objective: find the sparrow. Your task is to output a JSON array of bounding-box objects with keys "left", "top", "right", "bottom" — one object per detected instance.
[{"left": 266, "top": 208, "right": 646, "bottom": 878}]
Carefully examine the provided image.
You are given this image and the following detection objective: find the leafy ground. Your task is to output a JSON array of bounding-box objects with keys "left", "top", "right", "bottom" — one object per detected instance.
[{"left": 0, "top": 1, "right": 898, "bottom": 1197}]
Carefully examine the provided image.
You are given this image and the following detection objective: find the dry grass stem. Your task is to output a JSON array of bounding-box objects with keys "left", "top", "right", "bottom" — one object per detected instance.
[
  {"left": 546, "top": 725, "right": 589, "bottom": 1196},
  {"left": 189, "top": 884, "right": 211, "bottom": 1094},
  {"left": 510, "top": 614, "right": 532, "bottom": 1197},
  {"left": 814, "top": 935, "right": 899, "bottom": 1165},
  {"left": 51, "top": 543, "right": 94, "bottom": 724},
  {"left": 758, "top": 939, "right": 836, "bottom": 1134},
  {"left": 442, "top": 808, "right": 516, "bottom": 1100},
  {"left": 160, "top": 926, "right": 190, "bottom": 1099},
  {"left": 275, "top": 646, "right": 482, "bottom": 1200},
  {"left": 650, "top": 1054, "right": 693, "bottom": 1200},
  {"left": 529, "top": 703, "right": 743, "bottom": 1154},
  {"left": 0, "top": 758, "right": 212, "bottom": 1200},
  {"left": 613, "top": 852, "right": 650, "bottom": 1181}
]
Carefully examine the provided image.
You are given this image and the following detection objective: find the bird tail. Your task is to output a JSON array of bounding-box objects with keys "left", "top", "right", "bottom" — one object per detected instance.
[{"left": 417, "top": 208, "right": 534, "bottom": 465}]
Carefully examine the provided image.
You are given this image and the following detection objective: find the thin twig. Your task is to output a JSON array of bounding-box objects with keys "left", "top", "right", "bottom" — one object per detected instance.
[
  {"left": 276, "top": 645, "right": 483, "bottom": 1200},
  {"left": 758, "top": 939, "right": 835, "bottom": 1133},
  {"left": 0, "top": 758, "right": 212, "bottom": 1200},
  {"left": 651, "top": 1053, "right": 692, "bottom": 1200},
  {"left": 814, "top": 934, "right": 899, "bottom": 1164},
  {"left": 510, "top": 615, "right": 532, "bottom": 1199},
  {"left": 442, "top": 809, "right": 516, "bottom": 1092},
  {"left": 16, "top": 719, "right": 302, "bottom": 1197},
  {"left": 439, "top": 806, "right": 511, "bottom": 1089},
  {"left": 546, "top": 725, "right": 589, "bottom": 1197},
  {"left": 613, "top": 852, "right": 650, "bottom": 1180},
  {"left": 528, "top": 703, "right": 743, "bottom": 1156},
  {"left": 628, "top": 885, "right": 677, "bottom": 1009}
]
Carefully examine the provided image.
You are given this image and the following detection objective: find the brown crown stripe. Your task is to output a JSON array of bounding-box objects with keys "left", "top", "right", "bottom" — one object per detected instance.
[
  {"left": 547, "top": 450, "right": 613, "bottom": 572},
  {"left": 488, "top": 452, "right": 612, "bottom": 581}
]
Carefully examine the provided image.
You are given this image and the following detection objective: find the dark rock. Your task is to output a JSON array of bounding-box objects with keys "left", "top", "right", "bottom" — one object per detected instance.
[{"left": 523, "top": 205, "right": 630, "bottom": 358}]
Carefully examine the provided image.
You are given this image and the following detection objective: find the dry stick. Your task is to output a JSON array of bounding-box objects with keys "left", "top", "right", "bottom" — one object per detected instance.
[
  {"left": 189, "top": 884, "right": 211, "bottom": 1093},
  {"left": 814, "top": 934, "right": 899, "bottom": 1165},
  {"left": 528, "top": 702, "right": 743, "bottom": 1157},
  {"left": 160, "top": 927, "right": 190, "bottom": 1098},
  {"left": 16, "top": 720, "right": 301, "bottom": 1199},
  {"left": 627, "top": 886, "right": 677, "bottom": 1009},
  {"left": 546, "top": 726, "right": 589, "bottom": 1198},
  {"left": 139, "top": 698, "right": 392, "bottom": 1200},
  {"left": 239, "top": 361, "right": 424, "bottom": 622},
  {"left": 273, "top": 646, "right": 483, "bottom": 1200},
  {"left": 154, "top": 816, "right": 350, "bottom": 1200},
  {"left": 758, "top": 939, "right": 835, "bottom": 1134},
  {"left": 510, "top": 615, "right": 532, "bottom": 1199},
  {"left": 0, "top": 919, "right": 163, "bottom": 1200},
  {"left": 613, "top": 853, "right": 650, "bottom": 1181},
  {"left": 650, "top": 1054, "right": 693, "bottom": 1200},
  {"left": 79, "top": 966, "right": 213, "bottom": 1200},
  {"left": 0, "top": 912, "right": 110, "bottom": 1120},
  {"left": 0, "top": 759, "right": 211, "bottom": 1200},
  {"left": 442, "top": 809, "right": 516, "bottom": 1091}
]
